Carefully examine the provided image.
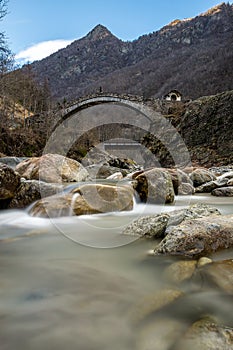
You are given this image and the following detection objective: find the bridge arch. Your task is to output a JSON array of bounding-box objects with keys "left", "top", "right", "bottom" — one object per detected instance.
[
  {"left": 45, "top": 93, "right": 191, "bottom": 170},
  {"left": 52, "top": 94, "right": 154, "bottom": 132}
]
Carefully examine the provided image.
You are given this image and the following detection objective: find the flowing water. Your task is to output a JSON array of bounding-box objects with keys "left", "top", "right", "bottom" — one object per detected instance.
[{"left": 0, "top": 193, "right": 233, "bottom": 349}]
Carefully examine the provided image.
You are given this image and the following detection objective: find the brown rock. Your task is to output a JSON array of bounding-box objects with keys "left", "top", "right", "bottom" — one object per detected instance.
[
  {"left": 163, "top": 260, "right": 197, "bottom": 284},
  {"left": 212, "top": 186, "right": 233, "bottom": 197},
  {"left": 134, "top": 168, "right": 175, "bottom": 203},
  {"left": 130, "top": 289, "right": 184, "bottom": 324},
  {"left": 167, "top": 168, "right": 194, "bottom": 195},
  {"left": 123, "top": 204, "right": 220, "bottom": 238},
  {"left": 190, "top": 168, "right": 216, "bottom": 187},
  {"left": 0, "top": 163, "right": 21, "bottom": 208},
  {"left": 30, "top": 184, "right": 133, "bottom": 217},
  {"left": 9, "top": 180, "right": 64, "bottom": 209},
  {"left": 154, "top": 215, "right": 233, "bottom": 258},
  {"left": 174, "top": 317, "right": 233, "bottom": 350},
  {"left": 198, "top": 259, "right": 233, "bottom": 294},
  {"left": 15, "top": 153, "right": 89, "bottom": 183}
]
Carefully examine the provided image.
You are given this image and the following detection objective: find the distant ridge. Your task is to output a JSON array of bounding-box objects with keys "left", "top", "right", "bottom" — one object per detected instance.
[{"left": 29, "top": 2, "right": 233, "bottom": 101}]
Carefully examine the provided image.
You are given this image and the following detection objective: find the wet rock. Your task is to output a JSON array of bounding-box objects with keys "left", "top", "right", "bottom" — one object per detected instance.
[
  {"left": 209, "top": 165, "right": 233, "bottom": 176},
  {"left": 86, "top": 164, "right": 126, "bottom": 179},
  {"left": 218, "top": 170, "right": 233, "bottom": 181},
  {"left": 163, "top": 260, "right": 197, "bottom": 284},
  {"left": 72, "top": 183, "right": 133, "bottom": 211},
  {"left": 123, "top": 213, "right": 170, "bottom": 238},
  {"left": 123, "top": 204, "right": 220, "bottom": 238},
  {"left": 127, "top": 169, "right": 144, "bottom": 180},
  {"left": 136, "top": 317, "right": 187, "bottom": 350},
  {"left": 106, "top": 172, "right": 124, "bottom": 180},
  {"left": 9, "top": 180, "right": 64, "bottom": 209},
  {"left": 174, "top": 317, "right": 233, "bottom": 350},
  {"left": 154, "top": 214, "right": 233, "bottom": 258},
  {"left": 197, "top": 257, "right": 212, "bottom": 268},
  {"left": 130, "top": 289, "right": 184, "bottom": 324},
  {"left": 0, "top": 163, "right": 21, "bottom": 208},
  {"left": 15, "top": 153, "right": 89, "bottom": 183},
  {"left": 134, "top": 168, "right": 175, "bottom": 203},
  {"left": 81, "top": 148, "right": 113, "bottom": 167},
  {"left": 30, "top": 184, "right": 134, "bottom": 217},
  {"left": 167, "top": 168, "right": 194, "bottom": 195},
  {"left": 212, "top": 186, "right": 233, "bottom": 196},
  {"left": 82, "top": 148, "right": 139, "bottom": 174},
  {"left": 195, "top": 178, "right": 227, "bottom": 193},
  {"left": 195, "top": 172, "right": 233, "bottom": 193},
  {"left": 178, "top": 182, "right": 194, "bottom": 195},
  {"left": 227, "top": 178, "right": 233, "bottom": 186},
  {"left": 190, "top": 168, "right": 217, "bottom": 187},
  {"left": 198, "top": 259, "right": 233, "bottom": 294}
]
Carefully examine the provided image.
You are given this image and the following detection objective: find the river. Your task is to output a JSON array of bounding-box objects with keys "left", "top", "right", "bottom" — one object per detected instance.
[{"left": 0, "top": 194, "right": 233, "bottom": 349}]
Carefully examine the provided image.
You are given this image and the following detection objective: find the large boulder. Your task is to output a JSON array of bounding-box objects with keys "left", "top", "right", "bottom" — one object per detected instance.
[
  {"left": 9, "top": 180, "right": 64, "bottom": 209},
  {"left": 154, "top": 214, "right": 233, "bottom": 258},
  {"left": 0, "top": 163, "right": 21, "bottom": 208},
  {"left": 83, "top": 148, "right": 140, "bottom": 179},
  {"left": 195, "top": 179, "right": 227, "bottom": 193},
  {"left": 212, "top": 186, "right": 233, "bottom": 197},
  {"left": 190, "top": 168, "right": 217, "bottom": 187},
  {"left": 123, "top": 204, "right": 220, "bottom": 238},
  {"left": 134, "top": 168, "right": 175, "bottom": 203},
  {"left": 30, "top": 184, "right": 134, "bottom": 217},
  {"left": 174, "top": 317, "right": 233, "bottom": 350},
  {"left": 15, "top": 153, "right": 89, "bottom": 183},
  {"left": 167, "top": 168, "right": 194, "bottom": 195},
  {"left": 195, "top": 171, "right": 233, "bottom": 193}
]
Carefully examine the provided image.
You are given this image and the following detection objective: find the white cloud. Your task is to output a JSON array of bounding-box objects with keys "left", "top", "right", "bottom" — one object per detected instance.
[{"left": 15, "top": 39, "right": 74, "bottom": 64}]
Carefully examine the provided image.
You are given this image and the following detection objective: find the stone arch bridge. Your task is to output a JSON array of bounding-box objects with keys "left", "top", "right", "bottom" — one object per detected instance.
[
  {"left": 51, "top": 93, "right": 163, "bottom": 154},
  {"left": 55, "top": 93, "right": 161, "bottom": 129},
  {"left": 29, "top": 93, "right": 187, "bottom": 166}
]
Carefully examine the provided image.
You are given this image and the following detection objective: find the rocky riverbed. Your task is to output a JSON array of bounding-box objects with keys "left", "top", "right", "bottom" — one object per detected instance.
[{"left": 1, "top": 152, "right": 233, "bottom": 349}]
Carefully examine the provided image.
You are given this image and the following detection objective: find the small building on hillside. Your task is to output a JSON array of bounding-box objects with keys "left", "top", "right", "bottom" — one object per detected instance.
[{"left": 164, "top": 90, "right": 182, "bottom": 101}]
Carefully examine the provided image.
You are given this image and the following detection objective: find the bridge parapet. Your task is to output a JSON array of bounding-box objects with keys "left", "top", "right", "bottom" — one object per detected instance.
[{"left": 65, "top": 93, "right": 146, "bottom": 110}]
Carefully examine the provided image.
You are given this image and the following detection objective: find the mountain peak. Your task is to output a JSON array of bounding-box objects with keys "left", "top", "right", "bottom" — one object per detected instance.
[
  {"left": 85, "top": 24, "right": 114, "bottom": 40},
  {"left": 201, "top": 2, "right": 229, "bottom": 16}
]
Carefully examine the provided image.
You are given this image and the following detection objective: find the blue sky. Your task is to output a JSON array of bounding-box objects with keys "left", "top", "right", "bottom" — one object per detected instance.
[{"left": 3, "top": 0, "right": 231, "bottom": 63}]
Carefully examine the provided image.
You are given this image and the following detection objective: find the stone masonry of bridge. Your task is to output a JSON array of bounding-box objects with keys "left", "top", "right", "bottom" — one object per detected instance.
[{"left": 40, "top": 93, "right": 189, "bottom": 168}]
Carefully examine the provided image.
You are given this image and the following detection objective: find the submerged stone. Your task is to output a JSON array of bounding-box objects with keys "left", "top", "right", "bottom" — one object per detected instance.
[
  {"left": 174, "top": 317, "right": 233, "bottom": 350},
  {"left": 136, "top": 317, "right": 187, "bottom": 350},
  {"left": 163, "top": 260, "right": 197, "bottom": 284},
  {"left": 130, "top": 289, "right": 184, "bottom": 324},
  {"left": 197, "top": 259, "right": 233, "bottom": 294}
]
